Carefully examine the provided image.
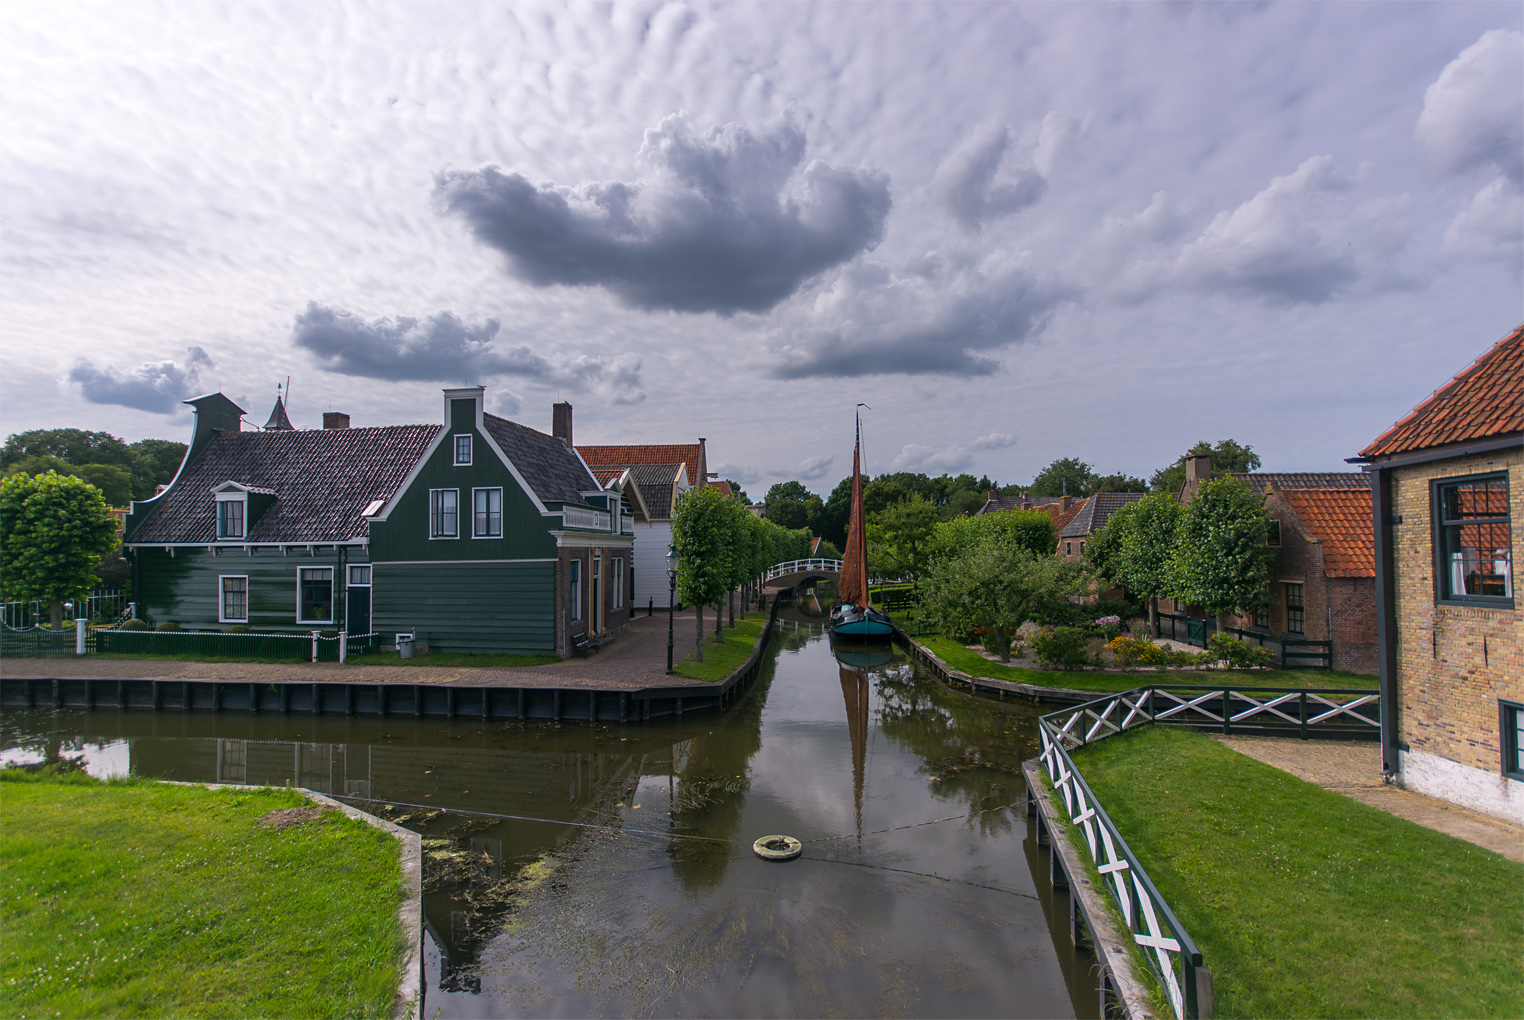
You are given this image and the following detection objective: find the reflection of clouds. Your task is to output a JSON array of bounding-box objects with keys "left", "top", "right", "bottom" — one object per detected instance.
[{"left": 0, "top": 738, "right": 130, "bottom": 778}]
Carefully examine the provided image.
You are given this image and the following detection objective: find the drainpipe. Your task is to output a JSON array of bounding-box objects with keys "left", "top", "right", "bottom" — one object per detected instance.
[{"left": 1371, "top": 466, "right": 1399, "bottom": 780}]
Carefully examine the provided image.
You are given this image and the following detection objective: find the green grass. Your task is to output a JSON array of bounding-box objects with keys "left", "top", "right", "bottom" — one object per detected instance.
[
  {"left": 344, "top": 650, "right": 560, "bottom": 668},
  {"left": 917, "top": 634, "right": 1378, "bottom": 693},
  {"left": 0, "top": 770, "right": 407, "bottom": 1018},
  {"left": 1072, "top": 727, "right": 1524, "bottom": 1018},
  {"left": 673, "top": 615, "right": 767, "bottom": 682}
]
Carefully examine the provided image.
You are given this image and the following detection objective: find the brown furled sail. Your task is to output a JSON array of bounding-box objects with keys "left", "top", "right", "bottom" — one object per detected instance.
[{"left": 838, "top": 443, "right": 867, "bottom": 609}]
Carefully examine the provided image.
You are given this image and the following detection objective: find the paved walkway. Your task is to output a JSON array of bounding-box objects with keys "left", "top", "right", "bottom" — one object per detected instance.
[
  {"left": 1214, "top": 735, "right": 1524, "bottom": 862},
  {"left": 0, "top": 607, "right": 755, "bottom": 691}
]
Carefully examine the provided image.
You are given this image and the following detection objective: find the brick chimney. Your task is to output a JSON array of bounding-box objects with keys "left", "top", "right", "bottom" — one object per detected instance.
[
  {"left": 552, "top": 402, "right": 573, "bottom": 446},
  {"left": 1185, "top": 454, "right": 1213, "bottom": 483},
  {"left": 988, "top": 489, "right": 998, "bottom": 503},
  {"left": 1060, "top": 494, "right": 1072, "bottom": 512},
  {"left": 322, "top": 412, "right": 350, "bottom": 430}
]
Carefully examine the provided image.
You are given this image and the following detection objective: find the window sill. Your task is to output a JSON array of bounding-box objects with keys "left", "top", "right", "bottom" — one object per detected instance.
[{"left": 1436, "top": 597, "right": 1515, "bottom": 611}]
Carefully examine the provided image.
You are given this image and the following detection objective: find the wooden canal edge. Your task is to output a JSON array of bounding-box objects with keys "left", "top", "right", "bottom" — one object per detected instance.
[{"left": 894, "top": 629, "right": 1102, "bottom": 705}]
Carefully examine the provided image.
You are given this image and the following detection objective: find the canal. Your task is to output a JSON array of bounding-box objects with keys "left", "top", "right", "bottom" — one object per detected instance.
[{"left": 1, "top": 594, "right": 1101, "bottom": 1018}]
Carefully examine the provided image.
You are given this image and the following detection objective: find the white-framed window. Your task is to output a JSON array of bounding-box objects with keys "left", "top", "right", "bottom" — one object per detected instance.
[
  {"left": 569, "top": 559, "right": 582, "bottom": 621},
  {"left": 219, "top": 575, "right": 248, "bottom": 623},
  {"left": 453, "top": 434, "right": 473, "bottom": 466},
  {"left": 473, "top": 487, "right": 503, "bottom": 538},
  {"left": 347, "top": 564, "right": 371, "bottom": 587},
  {"left": 297, "top": 567, "right": 334, "bottom": 623},
  {"left": 612, "top": 557, "right": 624, "bottom": 609},
  {"left": 216, "top": 497, "right": 245, "bottom": 539},
  {"left": 430, "top": 488, "right": 459, "bottom": 538}
]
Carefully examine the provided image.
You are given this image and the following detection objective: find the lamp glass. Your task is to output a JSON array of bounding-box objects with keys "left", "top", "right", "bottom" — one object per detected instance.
[{"left": 666, "top": 545, "right": 678, "bottom": 579}]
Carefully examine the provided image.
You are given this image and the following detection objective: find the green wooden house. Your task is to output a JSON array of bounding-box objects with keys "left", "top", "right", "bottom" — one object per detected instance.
[{"left": 123, "top": 386, "right": 635, "bottom": 656}]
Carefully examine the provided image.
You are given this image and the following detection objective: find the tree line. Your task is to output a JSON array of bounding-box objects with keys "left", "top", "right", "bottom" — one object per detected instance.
[{"left": 2, "top": 428, "right": 188, "bottom": 508}]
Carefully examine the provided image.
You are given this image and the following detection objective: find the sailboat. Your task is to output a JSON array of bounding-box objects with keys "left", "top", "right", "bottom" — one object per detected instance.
[{"left": 828, "top": 408, "right": 895, "bottom": 640}]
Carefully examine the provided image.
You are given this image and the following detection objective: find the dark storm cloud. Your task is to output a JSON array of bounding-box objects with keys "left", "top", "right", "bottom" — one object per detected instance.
[
  {"left": 69, "top": 346, "right": 212, "bottom": 413},
  {"left": 291, "top": 302, "right": 551, "bottom": 381},
  {"left": 932, "top": 124, "right": 1047, "bottom": 232},
  {"left": 434, "top": 115, "right": 892, "bottom": 315}
]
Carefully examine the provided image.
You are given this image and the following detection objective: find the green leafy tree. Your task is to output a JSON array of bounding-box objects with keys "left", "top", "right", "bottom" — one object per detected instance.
[
  {"left": 861, "top": 478, "right": 910, "bottom": 517},
  {"left": 1150, "top": 439, "right": 1262, "bottom": 493},
  {"left": 934, "top": 508, "right": 1058, "bottom": 561},
  {"left": 4, "top": 458, "right": 135, "bottom": 507},
  {"left": 941, "top": 489, "right": 987, "bottom": 519},
  {"left": 129, "top": 438, "right": 188, "bottom": 488},
  {"left": 817, "top": 476, "right": 854, "bottom": 549},
  {"left": 763, "top": 481, "right": 819, "bottom": 530},
  {"left": 921, "top": 537, "right": 1086, "bottom": 663},
  {"left": 866, "top": 494, "right": 941, "bottom": 589},
  {"left": 672, "top": 486, "right": 741, "bottom": 660},
  {"left": 1110, "top": 492, "right": 1185, "bottom": 635},
  {"left": 1028, "top": 457, "right": 1096, "bottom": 498},
  {"left": 1091, "top": 472, "right": 1148, "bottom": 493},
  {"left": 1, "top": 472, "right": 120, "bottom": 629},
  {"left": 1, "top": 429, "right": 137, "bottom": 472},
  {"left": 721, "top": 479, "right": 751, "bottom": 504},
  {"left": 1167, "top": 477, "right": 1274, "bottom": 633}
]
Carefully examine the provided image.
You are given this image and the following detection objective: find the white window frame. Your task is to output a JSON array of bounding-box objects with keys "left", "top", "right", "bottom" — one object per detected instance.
[
  {"left": 296, "top": 567, "right": 335, "bottom": 624},
  {"left": 215, "top": 494, "right": 246, "bottom": 539},
  {"left": 453, "top": 434, "right": 473, "bottom": 466},
  {"left": 612, "top": 557, "right": 624, "bottom": 609},
  {"left": 569, "top": 559, "right": 582, "bottom": 621},
  {"left": 219, "top": 574, "right": 249, "bottom": 623},
  {"left": 429, "top": 488, "right": 459, "bottom": 539},
  {"left": 347, "top": 564, "right": 371, "bottom": 587},
  {"left": 473, "top": 487, "right": 503, "bottom": 538}
]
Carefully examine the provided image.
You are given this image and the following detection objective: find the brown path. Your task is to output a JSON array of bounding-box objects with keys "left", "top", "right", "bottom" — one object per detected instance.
[
  {"left": 0, "top": 607, "right": 744, "bottom": 691},
  {"left": 1213, "top": 735, "right": 1524, "bottom": 863}
]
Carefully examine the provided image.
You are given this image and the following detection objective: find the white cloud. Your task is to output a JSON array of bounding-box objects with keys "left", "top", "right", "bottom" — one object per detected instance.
[
  {"left": 1443, "top": 176, "right": 1524, "bottom": 259},
  {"left": 931, "top": 122, "right": 1047, "bottom": 232},
  {"left": 1416, "top": 29, "right": 1524, "bottom": 184},
  {"left": 890, "top": 432, "right": 1014, "bottom": 474},
  {"left": 797, "top": 455, "right": 835, "bottom": 481}
]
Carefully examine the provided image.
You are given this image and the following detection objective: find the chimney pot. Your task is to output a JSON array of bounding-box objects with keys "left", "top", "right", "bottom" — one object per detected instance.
[
  {"left": 552, "top": 402, "right": 573, "bottom": 447},
  {"left": 322, "top": 412, "right": 351, "bottom": 430},
  {"left": 1186, "top": 454, "right": 1214, "bottom": 484}
]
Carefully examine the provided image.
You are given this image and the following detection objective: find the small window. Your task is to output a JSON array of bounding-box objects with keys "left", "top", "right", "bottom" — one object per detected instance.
[
  {"left": 612, "top": 558, "right": 624, "bottom": 609},
  {"left": 1080, "top": 541, "right": 1086, "bottom": 555},
  {"left": 473, "top": 487, "right": 503, "bottom": 538},
  {"left": 430, "top": 489, "right": 459, "bottom": 538},
  {"left": 348, "top": 565, "right": 371, "bottom": 586},
  {"left": 217, "top": 499, "right": 245, "bottom": 539},
  {"left": 1254, "top": 605, "right": 1269, "bottom": 629},
  {"left": 1065, "top": 541, "right": 1072, "bottom": 556},
  {"left": 454, "top": 434, "right": 473, "bottom": 466},
  {"left": 1501, "top": 701, "right": 1524, "bottom": 781},
  {"left": 1284, "top": 583, "right": 1304, "bottom": 635},
  {"left": 1436, "top": 474, "right": 1512, "bottom": 602},
  {"left": 1267, "top": 520, "right": 1281, "bottom": 547},
  {"left": 298, "top": 567, "right": 334, "bottom": 623},
  {"left": 570, "top": 560, "right": 582, "bottom": 621},
  {"left": 220, "top": 576, "right": 248, "bottom": 623}
]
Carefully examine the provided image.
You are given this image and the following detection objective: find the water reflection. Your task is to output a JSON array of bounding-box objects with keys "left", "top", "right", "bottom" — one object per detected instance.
[{"left": 1, "top": 599, "right": 1099, "bottom": 1018}]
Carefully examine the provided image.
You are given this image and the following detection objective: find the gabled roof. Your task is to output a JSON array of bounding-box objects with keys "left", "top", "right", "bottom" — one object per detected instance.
[
  {"left": 1280, "top": 488, "right": 1375, "bottom": 578},
  {"left": 1233, "top": 472, "right": 1370, "bottom": 492},
  {"left": 621, "top": 462, "right": 686, "bottom": 519},
  {"left": 1060, "top": 492, "right": 1148, "bottom": 538},
  {"left": 127, "top": 425, "right": 441, "bottom": 544},
  {"left": 481, "top": 413, "right": 596, "bottom": 507},
  {"left": 710, "top": 480, "right": 734, "bottom": 498},
  {"left": 975, "top": 494, "right": 1064, "bottom": 516},
  {"left": 579, "top": 444, "right": 704, "bottom": 487},
  {"left": 1360, "top": 323, "right": 1524, "bottom": 458}
]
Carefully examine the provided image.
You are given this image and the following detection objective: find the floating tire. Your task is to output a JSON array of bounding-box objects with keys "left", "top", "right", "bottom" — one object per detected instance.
[{"left": 751, "top": 834, "right": 803, "bottom": 861}]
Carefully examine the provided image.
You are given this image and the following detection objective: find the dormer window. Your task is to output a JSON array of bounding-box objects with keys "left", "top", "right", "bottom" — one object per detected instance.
[
  {"left": 216, "top": 496, "right": 245, "bottom": 539},
  {"left": 454, "top": 434, "right": 473, "bottom": 466}
]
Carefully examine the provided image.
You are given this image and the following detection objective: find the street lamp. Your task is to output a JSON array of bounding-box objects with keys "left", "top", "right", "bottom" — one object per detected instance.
[{"left": 665, "top": 544, "right": 679, "bottom": 675}]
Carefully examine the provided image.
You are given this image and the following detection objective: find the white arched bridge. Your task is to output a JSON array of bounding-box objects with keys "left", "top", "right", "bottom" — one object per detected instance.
[{"left": 763, "top": 558, "right": 842, "bottom": 589}]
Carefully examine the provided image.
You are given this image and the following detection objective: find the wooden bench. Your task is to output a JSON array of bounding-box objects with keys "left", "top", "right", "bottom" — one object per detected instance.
[{"left": 571, "top": 632, "right": 602, "bottom": 657}]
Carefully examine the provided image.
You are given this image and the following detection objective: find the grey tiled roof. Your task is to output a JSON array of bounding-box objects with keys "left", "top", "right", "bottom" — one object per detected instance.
[
  {"left": 592, "top": 462, "right": 683, "bottom": 518},
  {"left": 975, "top": 495, "right": 1064, "bottom": 516},
  {"left": 1232, "top": 473, "right": 1371, "bottom": 492},
  {"left": 482, "top": 414, "right": 598, "bottom": 507},
  {"left": 1060, "top": 491, "right": 1148, "bottom": 538},
  {"left": 128, "top": 425, "right": 442, "bottom": 544}
]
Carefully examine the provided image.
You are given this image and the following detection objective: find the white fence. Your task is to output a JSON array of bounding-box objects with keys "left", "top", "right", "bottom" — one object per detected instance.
[{"left": 763, "top": 558, "right": 843, "bottom": 581}]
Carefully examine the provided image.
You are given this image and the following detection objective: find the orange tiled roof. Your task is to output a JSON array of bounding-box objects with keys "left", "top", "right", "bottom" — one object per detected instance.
[
  {"left": 590, "top": 467, "right": 624, "bottom": 486},
  {"left": 710, "top": 480, "right": 734, "bottom": 498},
  {"left": 578, "top": 444, "right": 704, "bottom": 486},
  {"left": 1282, "top": 488, "right": 1375, "bottom": 578},
  {"left": 1360, "top": 324, "right": 1524, "bottom": 457},
  {"left": 1045, "top": 497, "right": 1090, "bottom": 535}
]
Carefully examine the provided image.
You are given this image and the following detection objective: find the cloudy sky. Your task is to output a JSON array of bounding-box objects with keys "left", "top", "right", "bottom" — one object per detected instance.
[{"left": 3, "top": 2, "right": 1520, "bottom": 494}]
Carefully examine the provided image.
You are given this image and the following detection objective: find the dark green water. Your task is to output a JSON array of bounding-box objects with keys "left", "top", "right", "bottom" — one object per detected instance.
[{"left": 1, "top": 599, "right": 1100, "bottom": 1018}]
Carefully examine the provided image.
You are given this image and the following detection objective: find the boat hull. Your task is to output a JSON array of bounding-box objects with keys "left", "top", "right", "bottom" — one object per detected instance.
[{"left": 828, "top": 605, "right": 895, "bottom": 640}]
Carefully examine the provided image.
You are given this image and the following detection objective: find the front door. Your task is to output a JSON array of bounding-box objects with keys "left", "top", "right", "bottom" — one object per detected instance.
[{"left": 346, "top": 565, "right": 372, "bottom": 635}]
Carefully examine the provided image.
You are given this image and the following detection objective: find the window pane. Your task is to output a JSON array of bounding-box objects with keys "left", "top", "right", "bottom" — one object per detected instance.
[
  {"left": 300, "top": 568, "right": 333, "bottom": 622},
  {"left": 1285, "top": 583, "right": 1304, "bottom": 634},
  {"left": 1514, "top": 707, "right": 1524, "bottom": 774},
  {"left": 432, "top": 490, "right": 458, "bottom": 537},
  {"left": 348, "top": 565, "right": 371, "bottom": 586},
  {"left": 455, "top": 435, "right": 472, "bottom": 464},
  {"left": 1443, "top": 479, "right": 1508, "bottom": 521},
  {"left": 474, "top": 488, "right": 502, "bottom": 537},
  {"left": 222, "top": 577, "right": 247, "bottom": 621},
  {"left": 1444, "top": 521, "right": 1513, "bottom": 597},
  {"left": 218, "top": 500, "right": 244, "bottom": 539}
]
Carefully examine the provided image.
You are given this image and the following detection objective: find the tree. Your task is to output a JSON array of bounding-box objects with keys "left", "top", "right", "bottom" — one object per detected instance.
[
  {"left": 1028, "top": 457, "right": 1096, "bottom": 498},
  {"left": 672, "top": 486, "right": 740, "bottom": 660},
  {"left": 921, "top": 537, "right": 1086, "bottom": 662},
  {"left": 817, "top": 476, "right": 854, "bottom": 549},
  {"left": 1, "top": 429, "right": 187, "bottom": 501},
  {"left": 941, "top": 489, "right": 987, "bottom": 519},
  {"left": 866, "top": 493, "right": 941, "bottom": 589},
  {"left": 1, "top": 429, "right": 137, "bottom": 472},
  {"left": 861, "top": 478, "right": 910, "bottom": 517},
  {"left": 130, "top": 439, "right": 187, "bottom": 489},
  {"left": 1091, "top": 472, "right": 1148, "bottom": 493},
  {"left": 764, "top": 480, "right": 817, "bottom": 530},
  {"left": 1107, "top": 492, "right": 1185, "bottom": 635},
  {"left": 934, "top": 508, "right": 1058, "bottom": 561},
  {"left": 1167, "top": 477, "right": 1274, "bottom": 633},
  {"left": 722, "top": 479, "right": 750, "bottom": 504},
  {"left": 1, "top": 472, "right": 120, "bottom": 629},
  {"left": 1149, "top": 439, "right": 1262, "bottom": 493}
]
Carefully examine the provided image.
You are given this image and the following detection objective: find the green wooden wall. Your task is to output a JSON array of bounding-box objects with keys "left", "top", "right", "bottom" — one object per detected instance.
[
  {"left": 131, "top": 547, "right": 359, "bottom": 632},
  {"left": 372, "top": 561, "right": 555, "bottom": 653}
]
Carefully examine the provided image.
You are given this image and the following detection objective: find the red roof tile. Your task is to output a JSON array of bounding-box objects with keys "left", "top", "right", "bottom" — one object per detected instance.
[
  {"left": 1282, "top": 488, "right": 1375, "bottom": 578},
  {"left": 1360, "top": 324, "right": 1524, "bottom": 457},
  {"left": 578, "top": 444, "right": 704, "bottom": 487}
]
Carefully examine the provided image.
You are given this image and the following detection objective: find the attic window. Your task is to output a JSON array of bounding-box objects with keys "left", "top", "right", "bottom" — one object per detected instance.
[
  {"left": 361, "top": 499, "right": 386, "bottom": 517},
  {"left": 216, "top": 496, "right": 245, "bottom": 539},
  {"left": 454, "top": 434, "right": 473, "bottom": 466}
]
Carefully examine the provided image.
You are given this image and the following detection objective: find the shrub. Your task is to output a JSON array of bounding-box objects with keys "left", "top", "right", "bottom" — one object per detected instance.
[
  {"left": 1208, "top": 633, "right": 1273, "bottom": 669},
  {"left": 155, "top": 621, "right": 181, "bottom": 632},
  {"left": 118, "top": 618, "right": 149, "bottom": 631},
  {"left": 1030, "top": 626, "right": 1091, "bottom": 670},
  {"left": 1107, "top": 634, "right": 1171, "bottom": 670},
  {"left": 1167, "top": 648, "right": 1212, "bottom": 669},
  {"left": 1091, "top": 615, "right": 1124, "bottom": 642},
  {"left": 225, "top": 624, "right": 250, "bottom": 633}
]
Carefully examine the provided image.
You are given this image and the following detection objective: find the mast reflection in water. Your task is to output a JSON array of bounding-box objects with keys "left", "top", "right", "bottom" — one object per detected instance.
[{"left": 1, "top": 595, "right": 1100, "bottom": 1018}]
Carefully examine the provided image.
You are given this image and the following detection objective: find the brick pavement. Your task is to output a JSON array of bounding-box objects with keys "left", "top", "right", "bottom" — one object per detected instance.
[
  {"left": 1214, "top": 735, "right": 1524, "bottom": 862},
  {"left": 0, "top": 607, "right": 738, "bottom": 692}
]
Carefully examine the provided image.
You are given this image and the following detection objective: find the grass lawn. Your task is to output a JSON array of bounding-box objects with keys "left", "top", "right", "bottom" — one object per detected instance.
[
  {"left": 917, "top": 634, "right": 1378, "bottom": 694},
  {"left": 673, "top": 615, "right": 767, "bottom": 682},
  {"left": 0, "top": 770, "right": 407, "bottom": 1019},
  {"left": 1072, "top": 727, "right": 1524, "bottom": 1019}
]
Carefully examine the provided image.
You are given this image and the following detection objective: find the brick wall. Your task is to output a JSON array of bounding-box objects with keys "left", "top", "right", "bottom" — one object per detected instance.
[
  {"left": 1392, "top": 448, "right": 1523, "bottom": 778},
  {"left": 1327, "top": 576, "right": 1378, "bottom": 673}
]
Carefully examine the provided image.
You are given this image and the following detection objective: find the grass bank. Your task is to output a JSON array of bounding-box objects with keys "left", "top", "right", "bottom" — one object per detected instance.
[
  {"left": 0, "top": 770, "right": 407, "bottom": 1019},
  {"left": 916, "top": 634, "right": 1378, "bottom": 693},
  {"left": 1072, "top": 727, "right": 1523, "bottom": 1018},
  {"left": 673, "top": 615, "right": 767, "bottom": 682}
]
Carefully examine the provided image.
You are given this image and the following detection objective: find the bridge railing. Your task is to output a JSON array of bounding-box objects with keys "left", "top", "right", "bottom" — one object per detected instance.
[{"left": 763, "top": 559, "right": 842, "bottom": 581}]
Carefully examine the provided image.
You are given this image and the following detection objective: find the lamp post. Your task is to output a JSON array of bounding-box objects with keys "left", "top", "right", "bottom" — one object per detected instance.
[{"left": 665, "top": 544, "right": 678, "bottom": 675}]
